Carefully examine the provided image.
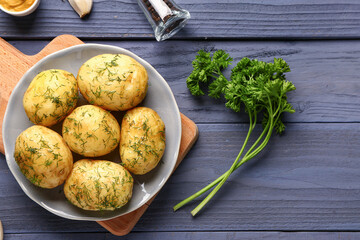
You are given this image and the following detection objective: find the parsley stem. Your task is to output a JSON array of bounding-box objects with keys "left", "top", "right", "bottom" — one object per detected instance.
[
  {"left": 190, "top": 112, "right": 254, "bottom": 216},
  {"left": 174, "top": 114, "right": 253, "bottom": 212},
  {"left": 181, "top": 51, "right": 295, "bottom": 216},
  {"left": 191, "top": 114, "right": 274, "bottom": 216},
  {"left": 241, "top": 117, "right": 274, "bottom": 165},
  {"left": 173, "top": 113, "right": 275, "bottom": 214},
  {"left": 272, "top": 94, "right": 284, "bottom": 117},
  {"left": 244, "top": 120, "right": 270, "bottom": 158},
  {"left": 174, "top": 118, "right": 272, "bottom": 213}
]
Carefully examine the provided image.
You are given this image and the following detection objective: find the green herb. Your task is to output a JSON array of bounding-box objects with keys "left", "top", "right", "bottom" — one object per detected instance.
[
  {"left": 44, "top": 159, "right": 53, "bottom": 167},
  {"left": 174, "top": 50, "right": 296, "bottom": 216},
  {"left": 29, "top": 174, "right": 42, "bottom": 186}
]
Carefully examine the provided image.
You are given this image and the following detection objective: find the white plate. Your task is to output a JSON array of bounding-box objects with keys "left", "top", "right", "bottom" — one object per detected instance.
[{"left": 2, "top": 44, "right": 181, "bottom": 221}]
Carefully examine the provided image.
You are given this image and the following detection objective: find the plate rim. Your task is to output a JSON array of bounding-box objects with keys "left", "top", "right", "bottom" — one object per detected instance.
[{"left": 2, "top": 43, "right": 182, "bottom": 221}]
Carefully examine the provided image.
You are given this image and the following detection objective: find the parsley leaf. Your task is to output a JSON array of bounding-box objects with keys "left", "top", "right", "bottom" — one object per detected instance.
[
  {"left": 174, "top": 50, "right": 296, "bottom": 216},
  {"left": 186, "top": 50, "right": 232, "bottom": 96}
]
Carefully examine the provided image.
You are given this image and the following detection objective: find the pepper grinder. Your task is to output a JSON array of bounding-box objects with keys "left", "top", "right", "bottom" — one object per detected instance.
[{"left": 137, "top": 0, "right": 190, "bottom": 41}]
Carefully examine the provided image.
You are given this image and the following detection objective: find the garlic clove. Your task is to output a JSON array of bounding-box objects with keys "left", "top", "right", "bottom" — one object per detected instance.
[{"left": 68, "top": 0, "right": 93, "bottom": 18}]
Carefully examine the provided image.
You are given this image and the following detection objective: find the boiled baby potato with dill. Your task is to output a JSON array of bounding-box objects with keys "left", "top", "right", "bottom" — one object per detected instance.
[
  {"left": 23, "top": 69, "right": 78, "bottom": 127},
  {"left": 14, "top": 125, "right": 73, "bottom": 189},
  {"left": 62, "top": 105, "right": 120, "bottom": 157},
  {"left": 120, "top": 107, "right": 166, "bottom": 175},
  {"left": 77, "top": 54, "right": 148, "bottom": 111},
  {"left": 64, "top": 159, "right": 133, "bottom": 211}
]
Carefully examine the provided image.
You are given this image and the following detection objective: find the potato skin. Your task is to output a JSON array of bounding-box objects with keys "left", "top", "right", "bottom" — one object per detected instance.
[
  {"left": 64, "top": 159, "right": 133, "bottom": 211},
  {"left": 14, "top": 125, "right": 73, "bottom": 189},
  {"left": 120, "top": 107, "right": 166, "bottom": 175},
  {"left": 62, "top": 105, "right": 120, "bottom": 157},
  {"left": 77, "top": 54, "right": 148, "bottom": 111},
  {"left": 23, "top": 69, "right": 78, "bottom": 127}
]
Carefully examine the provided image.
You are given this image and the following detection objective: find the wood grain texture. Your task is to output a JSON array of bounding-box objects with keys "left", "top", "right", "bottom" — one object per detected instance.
[
  {"left": 0, "top": 36, "right": 198, "bottom": 236},
  {"left": 8, "top": 39, "right": 360, "bottom": 124},
  {"left": 0, "top": 35, "right": 83, "bottom": 153},
  {"left": 1, "top": 0, "right": 360, "bottom": 39},
  {"left": 5, "top": 232, "right": 360, "bottom": 240},
  {"left": 98, "top": 113, "right": 198, "bottom": 236},
  {"left": 2, "top": 38, "right": 360, "bottom": 236},
  {"left": 0, "top": 220, "right": 2, "bottom": 240},
  {"left": 2, "top": 123, "right": 360, "bottom": 232}
]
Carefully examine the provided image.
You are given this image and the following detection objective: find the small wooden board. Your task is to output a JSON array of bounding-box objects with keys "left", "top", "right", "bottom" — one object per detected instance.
[{"left": 0, "top": 35, "right": 199, "bottom": 236}]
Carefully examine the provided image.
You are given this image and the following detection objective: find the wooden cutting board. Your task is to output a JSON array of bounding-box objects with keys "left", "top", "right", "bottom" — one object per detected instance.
[{"left": 0, "top": 35, "right": 198, "bottom": 236}]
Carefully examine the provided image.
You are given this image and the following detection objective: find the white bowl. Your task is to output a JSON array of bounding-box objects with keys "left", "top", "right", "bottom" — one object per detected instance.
[
  {"left": 0, "top": 0, "right": 40, "bottom": 17},
  {"left": 2, "top": 44, "right": 182, "bottom": 221}
]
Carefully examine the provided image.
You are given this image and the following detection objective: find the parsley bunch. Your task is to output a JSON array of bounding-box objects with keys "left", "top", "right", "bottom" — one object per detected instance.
[{"left": 173, "top": 50, "right": 296, "bottom": 216}]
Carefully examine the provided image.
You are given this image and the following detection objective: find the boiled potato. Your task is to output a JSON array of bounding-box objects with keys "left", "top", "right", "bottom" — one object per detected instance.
[
  {"left": 62, "top": 105, "right": 120, "bottom": 157},
  {"left": 77, "top": 54, "right": 148, "bottom": 111},
  {"left": 23, "top": 69, "right": 78, "bottom": 127},
  {"left": 64, "top": 159, "right": 133, "bottom": 211},
  {"left": 120, "top": 107, "right": 166, "bottom": 175},
  {"left": 14, "top": 125, "right": 73, "bottom": 189}
]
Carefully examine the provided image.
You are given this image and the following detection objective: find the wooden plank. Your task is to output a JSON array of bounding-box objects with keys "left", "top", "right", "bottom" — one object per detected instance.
[
  {"left": 2, "top": 39, "right": 360, "bottom": 234},
  {"left": 0, "top": 220, "right": 2, "bottom": 240},
  {"left": 8, "top": 39, "right": 360, "bottom": 124},
  {"left": 0, "top": 36, "right": 198, "bottom": 235},
  {"left": 1, "top": 0, "right": 360, "bottom": 39},
  {"left": 2, "top": 123, "right": 360, "bottom": 232},
  {"left": 134, "top": 123, "right": 360, "bottom": 231},
  {"left": 0, "top": 35, "right": 83, "bottom": 153},
  {"left": 5, "top": 232, "right": 360, "bottom": 240},
  {"left": 97, "top": 113, "right": 199, "bottom": 235}
]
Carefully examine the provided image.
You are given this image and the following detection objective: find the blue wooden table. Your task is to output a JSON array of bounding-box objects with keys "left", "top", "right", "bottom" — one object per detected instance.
[{"left": 2, "top": 1, "right": 360, "bottom": 239}]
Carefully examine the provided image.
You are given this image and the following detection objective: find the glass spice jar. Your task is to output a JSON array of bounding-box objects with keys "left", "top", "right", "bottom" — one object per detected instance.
[{"left": 137, "top": 0, "right": 190, "bottom": 41}]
